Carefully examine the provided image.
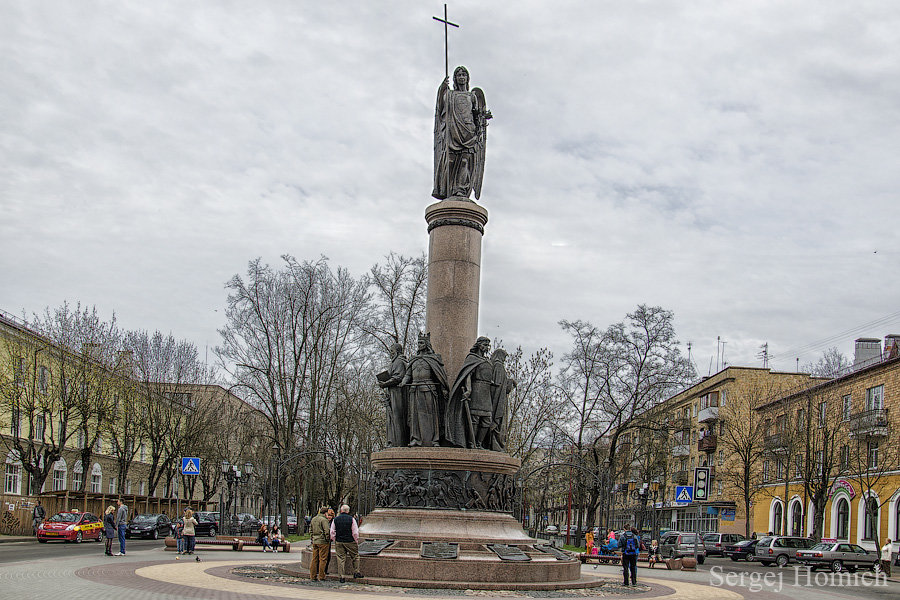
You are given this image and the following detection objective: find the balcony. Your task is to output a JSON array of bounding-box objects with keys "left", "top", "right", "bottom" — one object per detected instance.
[
  {"left": 670, "top": 416, "right": 693, "bottom": 431},
  {"left": 848, "top": 408, "right": 889, "bottom": 439},
  {"left": 698, "top": 405, "right": 720, "bottom": 423},
  {"left": 698, "top": 434, "right": 717, "bottom": 453},
  {"left": 673, "top": 470, "right": 689, "bottom": 485},
  {"left": 764, "top": 432, "right": 790, "bottom": 453},
  {"left": 672, "top": 444, "right": 692, "bottom": 457}
]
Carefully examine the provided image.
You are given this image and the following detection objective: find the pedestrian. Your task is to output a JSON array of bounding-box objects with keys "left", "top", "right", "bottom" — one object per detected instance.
[
  {"left": 309, "top": 506, "right": 332, "bottom": 580},
  {"left": 32, "top": 501, "right": 46, "bottom": 535},
  {"left": 647, "top": 539, "right": 659, "bottom": 567},
  {"left": 257, "top": 523, "right": 271, "bottom": 552},
  {"left": 329, "top": 504, "right": 362, "bottom": 583},
  {"left": 881, "top": 539, "right": 893, "bottom": 577},
  {"left": 585, "top": 529, "right": 594, "bottom": 554},
  {"left": 270, "top": 524, "right": 283, "bottom": 552},
  {"left": 114, "top": 498, "right": 129, "bottom": 556},
  {"left": 174, "top": 517, "right": 185, "bottom": 554},
  {"left": 182, "top": 509, "right": 198, "bottom": 555},
  {"left": 103, "top": 505, "right": 116, "bottom": 556},
  {"left": 324, "top": 508, "right": 335, "bottom": 573},
  {"left": 621, "top": 524, "right": 639, "bottom": 587}
]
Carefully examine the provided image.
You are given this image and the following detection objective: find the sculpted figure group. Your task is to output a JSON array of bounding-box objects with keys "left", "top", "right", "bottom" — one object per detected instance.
[{"left": 376, "top": 332, "right": 514, "bottom": 451}]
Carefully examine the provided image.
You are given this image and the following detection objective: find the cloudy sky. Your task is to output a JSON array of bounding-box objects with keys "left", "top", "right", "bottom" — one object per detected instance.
[{"left": 3, "top": 1, "right": 900, "bottom": 376}]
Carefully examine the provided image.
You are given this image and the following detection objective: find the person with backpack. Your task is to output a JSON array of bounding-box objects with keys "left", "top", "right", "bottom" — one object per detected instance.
[{"left": 621, "top": 525, "right": 639, "bottom": 587}]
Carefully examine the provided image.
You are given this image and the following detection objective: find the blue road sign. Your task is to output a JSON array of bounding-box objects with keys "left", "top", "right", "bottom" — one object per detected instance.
[
  {"left": 181, "top": 457, "right": 201, "bottom": 475},
  {"left": 675, "top": 486, "right": 693, "bottom": 503}
]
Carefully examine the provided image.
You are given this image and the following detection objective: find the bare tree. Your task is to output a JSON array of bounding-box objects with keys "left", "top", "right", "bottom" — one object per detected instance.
[
  {"left": 217, "top": 255, "right": 371, "bottom": 524},
  {"left": 802, "top": 347, "right": 851, "bottom": 379},
  {"left": 366, "top": 252, "right": 427, "bottom": 354}
]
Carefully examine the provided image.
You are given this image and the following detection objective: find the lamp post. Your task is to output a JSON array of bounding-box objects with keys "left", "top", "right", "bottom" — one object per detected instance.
[
  {"left": 221, "top": 461, "right": 251, "bottom": 535},
  {"left": 628, "top": 479, "right": 660, "bottom": 536}
]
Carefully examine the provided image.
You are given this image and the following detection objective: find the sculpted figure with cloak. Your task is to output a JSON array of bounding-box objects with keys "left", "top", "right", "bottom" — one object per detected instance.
[{"left": 432, "top": 66, "right": 491, "bottom": 200}]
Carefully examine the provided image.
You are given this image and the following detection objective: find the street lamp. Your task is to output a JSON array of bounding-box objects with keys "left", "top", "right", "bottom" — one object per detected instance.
[{"left": 221, "top": 460, "right": 251, "bottom": 535}]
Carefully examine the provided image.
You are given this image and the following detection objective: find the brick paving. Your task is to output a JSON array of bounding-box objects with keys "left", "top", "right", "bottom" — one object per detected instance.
[{"left": 0, "top": 544, "right": 745, "bottom": 600}]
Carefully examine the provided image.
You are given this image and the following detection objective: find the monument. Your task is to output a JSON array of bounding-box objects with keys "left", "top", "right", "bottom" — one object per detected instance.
[{"left": 292, "top": 8, "right": 598, "bottom": 590}]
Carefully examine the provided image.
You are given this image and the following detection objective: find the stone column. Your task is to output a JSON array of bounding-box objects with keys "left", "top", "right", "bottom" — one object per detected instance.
[{"left": 424, "top": 198, "right": 489, "bottom": 381}]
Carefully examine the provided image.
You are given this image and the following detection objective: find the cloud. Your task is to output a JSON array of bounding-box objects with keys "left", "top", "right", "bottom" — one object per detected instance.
[{"left": 2, "top": 1, "right": 900, "bottom": 376}]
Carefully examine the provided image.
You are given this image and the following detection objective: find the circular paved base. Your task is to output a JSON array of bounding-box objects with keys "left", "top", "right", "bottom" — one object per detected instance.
[{"left": 277, "top": 562, "right": 603, "bottom": 591}]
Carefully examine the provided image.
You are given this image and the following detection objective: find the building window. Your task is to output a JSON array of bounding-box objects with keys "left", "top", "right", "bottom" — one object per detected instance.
[
  {"left": 108, "top": 477, "right": 117, "bottom": 495},
  {"left": 776, "top": 459, "right": 784, "bottom": 480},
  {"left": 34, "top": 413, "right": 45, "bottom": 440},
  {"left": 126, "top": 479, "right": 132, "bottom": 494},
  {"left": 840, "top": 445, "right": 849, "bottom": 471},
  {"left": 5, "top": 462, "right": 21, "bottom": 495},
  {"left": 719, "top": 421, "right": 726, "bottom": 436},
  {"left": 842, "top": 395, "right": 852, "bottom": 421},
  {"left": 77, "top": 429, "right": 86, "bottom": 448},
  {"left": 53, "top": 466, "right": 66, "bottom": 491},
  {"left": 10, "top": 408, "right": 20, "bottom": 436},
  {"left": 818, "top": 402, "right": 826, "bottom": 428},
  {"left": 896, "top": 502, "right": 900, "bottom": 541},
  {"left": 868, "top": 442, "right": 879, "bottom": 469},
  {"left": 796, "top": 408, "right": 805, "bottom": 431},
  {"left": 763, "top": 461, "right": 770, "bottom": 482},
  {"left": 866, "top": 385, "right": 884, "bottom": 411},
  {"left": 792, "top": 502, "right": 803, "bottom": 536},
  {"left": 91, "top": 474, "right": 101, "bottom": 493},
  {"left": 139, "top": 481, "right": 145, "bottom": 496},
  {"left": 795, "top": 454, "right": 803, "bottom": 479},
  {"left": 720, "top": 390, "right": 726, "bottom": 406},
  {"left": 94, "top": 437, "right": 103, "bottom": 453},
  {"left": 773, "top": 503, "right": 783, "bottom": 535},
  {"left": 817, "top": 450, "right": 824, "bottom": 476},
  {"left": 836, "top": 498, "right": 850, "bottom": 539},
  {"left": 72, "top": 461, "right": 83, "bottom": 490},
  {"left": 39, "top": 366, "right": 50, "bottom": 394},
  {"left": 717, "top": 480, "right": 723, "bottom": 495},
  {"left": 864, "top": 497, "right": 879, "bottom": 541}
]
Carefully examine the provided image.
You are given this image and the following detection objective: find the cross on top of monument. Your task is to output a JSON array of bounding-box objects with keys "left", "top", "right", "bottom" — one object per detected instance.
[{"left": 433, "top": 4, "right": 460, "bottom": 79}]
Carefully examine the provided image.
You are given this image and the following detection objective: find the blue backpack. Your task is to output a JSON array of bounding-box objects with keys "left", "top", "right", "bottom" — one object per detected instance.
[{"left": 624, "top": 533, "right": 639, "bottom": 555}]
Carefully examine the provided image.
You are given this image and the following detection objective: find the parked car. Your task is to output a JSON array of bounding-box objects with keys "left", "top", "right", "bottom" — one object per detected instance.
[
  {"left": 724, "top": 538, "right": 759, "bottom": 561},
  {"left": 659, "top": 531, "right": 707, "bottom": 564},
  {"left": 193, "top": 511, "right": 220, "bottom": 537},
  {"left": 545, "top": 525, "right": 559, "bottom": 534},
  {"left": 236, "top": 513, "right": 261, "bottom": 529},
  {"left": 126, "top": 514, "right": 172, "bottom": 540},
  {"left": 752, "top": 535, "right": 816, "bottom": 566},
  {"left": 796, "top": 542, "right": 878, "bottom": 573},
  {"left": 37, "top": 511, "right": 103, "bottom": 543},
  {"left": 703, "top": 533, "right": 747, "bottom": 556}
]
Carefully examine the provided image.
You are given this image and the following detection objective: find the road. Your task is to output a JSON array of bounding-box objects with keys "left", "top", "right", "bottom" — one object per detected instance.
[
  {"left": 586, "top": 554, "right": 898, "bottom": 599},
  {"left": 0, "top": 537, "right": 164, "bottom": 564}
]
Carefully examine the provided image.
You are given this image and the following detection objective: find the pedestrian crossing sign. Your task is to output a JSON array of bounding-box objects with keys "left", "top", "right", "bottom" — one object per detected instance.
[
  {"left": 181, "top": 457, "right": 201, "bottom": 475},
  {"left": 675, "top": 486, "right": 693, "bottom": 503}
]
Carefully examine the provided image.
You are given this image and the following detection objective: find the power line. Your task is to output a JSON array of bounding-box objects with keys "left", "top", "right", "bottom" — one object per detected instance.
[{"left": 768, "top": 310, "right": 900, "bottom": 362}]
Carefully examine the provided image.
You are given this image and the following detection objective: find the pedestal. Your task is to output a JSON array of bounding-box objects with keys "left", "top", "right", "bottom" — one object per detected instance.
[
  {"left": 424, "top": 198, "right": 489, "bottom": 380},
  {"left": 291, "top": 447, "right": 598, "bottom": 590}
]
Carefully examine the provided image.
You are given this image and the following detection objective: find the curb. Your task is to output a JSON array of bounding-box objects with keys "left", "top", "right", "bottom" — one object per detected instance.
[{"left": 0, "top": 536, "right": 36, "bottom": 544}]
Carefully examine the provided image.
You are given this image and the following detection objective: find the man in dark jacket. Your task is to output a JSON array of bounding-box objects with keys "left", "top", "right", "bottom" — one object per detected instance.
[
  {"left": 329, "top": 504, "right": 362, "bottom": 583},
  {"left": 32, "top": 502, "right": 45, "bottom": 535},
  {"left": 621, "top": 525, "right": 639, "bottom": 586}
]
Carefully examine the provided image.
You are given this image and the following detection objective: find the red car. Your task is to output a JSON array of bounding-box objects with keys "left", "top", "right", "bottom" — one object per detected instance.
[{"left": 37, "top": 511, "right": 104, "bottom": 543}]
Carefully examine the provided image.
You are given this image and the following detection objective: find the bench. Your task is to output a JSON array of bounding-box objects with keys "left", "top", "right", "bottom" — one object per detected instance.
[
  {"left": 579, "top": 552, "right": 655, "bottom": 567},
  {"left": 164, "top": 536, "right": 291, "bottom": 553}
]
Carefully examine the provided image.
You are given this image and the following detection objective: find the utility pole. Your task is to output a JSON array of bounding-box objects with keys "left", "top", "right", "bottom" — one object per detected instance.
[{"left": 757, "top": 343, "right": 769, "bottom": 368}]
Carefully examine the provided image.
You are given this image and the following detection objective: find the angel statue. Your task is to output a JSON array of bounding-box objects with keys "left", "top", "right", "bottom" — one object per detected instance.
[{"left": 432, "top": 66, "right": 492, "bottom": 201}]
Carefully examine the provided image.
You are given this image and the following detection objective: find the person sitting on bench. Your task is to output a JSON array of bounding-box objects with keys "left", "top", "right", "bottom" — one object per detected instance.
[{"left": 647, "top": 539, "right": 661, "bottom": 567}]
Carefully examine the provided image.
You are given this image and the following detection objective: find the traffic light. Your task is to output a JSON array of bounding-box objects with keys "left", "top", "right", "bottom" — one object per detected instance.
[{"left": 694, "top": 467, "right": 710, "bottom": 501}]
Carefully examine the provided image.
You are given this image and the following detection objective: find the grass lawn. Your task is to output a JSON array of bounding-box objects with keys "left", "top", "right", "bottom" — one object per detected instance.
[{"left": 285, "top": 533, "right": 309, "bottom": 543}]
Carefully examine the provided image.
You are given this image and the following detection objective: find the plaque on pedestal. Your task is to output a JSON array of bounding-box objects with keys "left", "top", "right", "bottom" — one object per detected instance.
[
  {"left": 421, "top": 541, "right": 459, "bottom": 559},
  {"left": 487, "top": 544, "right": 531, "bottom": 561},
  {"left": 534, "top": 544, "right": 571, "bottom": 560},
  {"left": 359, "top": 539, "right": 395, "bottom": 556}
]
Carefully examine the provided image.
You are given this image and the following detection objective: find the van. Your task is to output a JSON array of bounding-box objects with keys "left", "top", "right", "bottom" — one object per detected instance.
[
  {"left": 659, "top": 531, "right": 707, "bottom": 564},
  {"left": 702, "top": 532, "right": 746, "bottom": 556}
]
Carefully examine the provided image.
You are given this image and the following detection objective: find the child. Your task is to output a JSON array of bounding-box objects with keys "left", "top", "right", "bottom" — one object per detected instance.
[
  {"left": 647, "top": 539, "right": 661, "bottom": 568},
  {"left": 174, "top": 518, "right": 185, "bottom": 554}
]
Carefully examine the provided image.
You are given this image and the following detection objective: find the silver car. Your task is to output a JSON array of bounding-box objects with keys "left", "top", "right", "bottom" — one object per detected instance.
[
  {"left": 753, "top": 535, "right": 815, "bottom": 566},
  {"left": 796, "top": 542, "right": 878, "bottom": 573},
  {"left": 659, "top": 532, "right": 707, "bottom": 564}
]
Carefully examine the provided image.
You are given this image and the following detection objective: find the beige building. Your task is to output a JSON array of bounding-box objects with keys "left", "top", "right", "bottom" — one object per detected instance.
[
  {"left": 753, "top": 337, "right": 900, "bottom": 554},
  {"left": 612, "top": 366, "right": 817, "bottom": 535}
]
